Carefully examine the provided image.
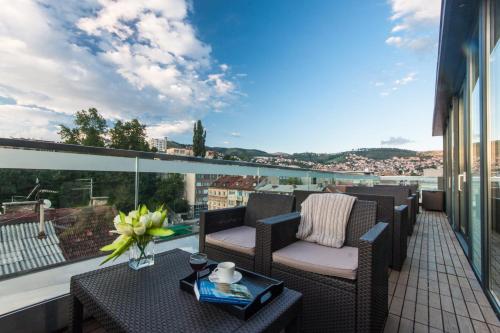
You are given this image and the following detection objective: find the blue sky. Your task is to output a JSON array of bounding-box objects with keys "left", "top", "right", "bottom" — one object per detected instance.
[{"left": 0, "top": 0, "right": 442, "bottom": 153}]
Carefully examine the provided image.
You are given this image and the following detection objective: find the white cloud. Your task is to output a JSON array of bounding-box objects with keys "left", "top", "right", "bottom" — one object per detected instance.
[
  {"left": 389, "top": 0, "right": 441, "bottom": 24},
  {"left": 0, "top": 105, "right": 71, "bottom": 141},
  {"left": 230, "top": 132, "right": 241, "bottom": 137},
  {"left": 146, "top": 120, "right": 194, "bottom": 138},
  {"left": 386, "top": 0, "right": 440, "bottom": 53},
  {"left": 391, "top": 24, "right": 408, "bottom": 33},
  {"left": 395, "top": 72, "right": 417, "bottom": 86},
  {"left": 381, "top": 136, "right": 413, "bottom": 146},
  {"left": 385, "top": 36, "right": 404, "bottom": 47},
  {"left": 0, "top": 0, "right": 238, "bottom": 140}
]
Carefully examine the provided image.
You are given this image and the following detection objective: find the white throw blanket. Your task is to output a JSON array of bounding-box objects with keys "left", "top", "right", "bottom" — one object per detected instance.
[{"left": 296, "top": 193, "right": 357, "bottom": 248}]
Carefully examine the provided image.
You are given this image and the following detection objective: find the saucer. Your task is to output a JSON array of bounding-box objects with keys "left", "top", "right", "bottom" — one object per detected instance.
[{"left": 208, "top": 271, "right": 243, "bottom": 284}]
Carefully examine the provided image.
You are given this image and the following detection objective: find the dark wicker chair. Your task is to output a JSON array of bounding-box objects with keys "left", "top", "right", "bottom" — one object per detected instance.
[
  {"left": 347, "top": 186, "right": 416, "bottom": 236},
  {"left": 292, "top": 189, "right": 322, "bottom": 212},
  {"left": 258, "top": 200, "right": 389, "bottom": 332},
  {"left": 375, "top": 184, "right": 419, "bottom": 217},
  {"left": 199, "top": 193, "right": 295, "bottom": 272},
  {"left": 294, "top": 190, "right": 408, "bottom": 270}
]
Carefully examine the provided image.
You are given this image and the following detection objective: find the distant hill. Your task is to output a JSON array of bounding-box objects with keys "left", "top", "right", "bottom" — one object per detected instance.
[
  {"left": 167, "top": 141, "right": 436, "bottom": 163},
  {"left": 167, "top": 141, "right": 271, "bottom": 160},
  {"left": 290, "top": 148, "right": 418, "bottom": 164}
]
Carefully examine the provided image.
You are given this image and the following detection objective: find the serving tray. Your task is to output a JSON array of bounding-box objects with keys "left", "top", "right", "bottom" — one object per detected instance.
[{"left": 180, "top": 264, "right": 284, "bottom": 320}]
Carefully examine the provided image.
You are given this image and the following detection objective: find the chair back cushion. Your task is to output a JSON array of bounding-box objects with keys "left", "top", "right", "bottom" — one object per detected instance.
[
  {"left": 297, "top": 193, "right": 357, "bottom": 248},
  {"left": 344, "top": 200, "right": 377, "bottom": 248},
  {"left": 293, "top": 190, "right": 322, "bottom": 212},
  {"left": 244, "top": 193, "right": 295, "bottom": 227}
]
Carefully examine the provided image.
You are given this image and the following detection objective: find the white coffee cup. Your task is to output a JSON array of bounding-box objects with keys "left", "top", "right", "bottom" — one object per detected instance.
[{"left": 213, "top": 262, "right": 236, "bottom": 283}]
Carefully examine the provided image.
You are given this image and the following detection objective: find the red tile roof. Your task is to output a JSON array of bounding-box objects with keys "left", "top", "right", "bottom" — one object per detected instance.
[{"left": 210, "top": 175, "right": 260, "bottom": 191}]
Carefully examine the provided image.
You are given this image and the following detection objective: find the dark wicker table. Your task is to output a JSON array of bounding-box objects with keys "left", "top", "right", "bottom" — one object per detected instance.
[{"left": 70, "top": 249, "right": 302, "bottom": 333}]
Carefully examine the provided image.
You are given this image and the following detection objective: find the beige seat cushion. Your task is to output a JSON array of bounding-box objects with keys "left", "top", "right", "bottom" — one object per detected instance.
[
  {"left": 206, "top": 226, "right": 255, "bottom": 256},
  {"left": 273, "top": 240, "right": 358, "bottom": 280}
]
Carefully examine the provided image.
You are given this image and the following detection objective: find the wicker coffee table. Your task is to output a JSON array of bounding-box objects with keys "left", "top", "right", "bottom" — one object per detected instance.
[{"left": 70, "top": 248, "right": 302, "bottom": 333}]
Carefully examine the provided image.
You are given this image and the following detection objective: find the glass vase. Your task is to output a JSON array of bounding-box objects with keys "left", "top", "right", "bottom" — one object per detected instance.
[{"left": 128, "top": 241, "right": 155, "bottom": 270}]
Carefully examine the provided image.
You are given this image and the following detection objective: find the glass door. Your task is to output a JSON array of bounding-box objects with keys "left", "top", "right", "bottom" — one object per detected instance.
[
  {"left": 467, "top": 27, "right": 483, "bottom": 276},
  {"left": 458, "top": 90, "right": 469, "bottom": 243}
]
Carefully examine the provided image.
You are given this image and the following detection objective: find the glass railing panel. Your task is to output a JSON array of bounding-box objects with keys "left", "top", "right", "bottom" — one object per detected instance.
[{"left": 0, "top": 168, "right": 135, "bottom": 279}]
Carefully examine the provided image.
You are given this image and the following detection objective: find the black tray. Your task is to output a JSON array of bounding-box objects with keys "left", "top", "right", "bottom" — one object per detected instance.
[{"left": 179, "top": 264, "right": 284, "bottom": 320}]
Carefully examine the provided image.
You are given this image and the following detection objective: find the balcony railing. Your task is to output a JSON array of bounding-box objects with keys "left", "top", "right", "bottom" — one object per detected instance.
[{"left": 0, "top": 138, "right": 380, "bottom": 316}]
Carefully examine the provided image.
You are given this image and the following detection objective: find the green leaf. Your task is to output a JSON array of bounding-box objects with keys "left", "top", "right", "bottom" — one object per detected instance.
[
  {"left": 140, "top": 204, "right": 149, "bottom": 216},
  {"left": 100, "top": 235, "right": 130, "bottom": 252},
  {"left": 146, "top": 228, "right": 174, "bottom": 237},
  {"left": 99, "top": 237, "right": 133, "bottom": 265},
  {"left": 119, "top": 211, "right": 126, "bottom": 224}
]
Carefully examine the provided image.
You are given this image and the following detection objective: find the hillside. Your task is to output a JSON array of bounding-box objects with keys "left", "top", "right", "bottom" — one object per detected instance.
[
  {"left": 167, "top": 140, "right": 271, "bottom": 160},
  {"left": 290, "top": 148, "right": 418, "bottom": 164},
  {"left": 167, "top": 141, "right": 434, "bottom": 163}
]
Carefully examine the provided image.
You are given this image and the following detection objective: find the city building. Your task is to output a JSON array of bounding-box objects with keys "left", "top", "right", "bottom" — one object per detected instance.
[
  {"left": 166, "top": 147, "right": 217, "bottom": 159},
  {"left": 184, "top": 173, "right": 222, "bottom": 218},
  {"left": 207, "top": 175, "right": 262, "bottom": 210},
  {"left": 166, "top": 147, "right": 194, "bottom": 156},
  {"left": 434, "top": 0, "right": 500, "bottom": 312},
  {"left": 256, "top": 184, "right": 323, "bottom": 195},
  {"left": 147, "top": 137, "right": 168, "bottom": 152}
]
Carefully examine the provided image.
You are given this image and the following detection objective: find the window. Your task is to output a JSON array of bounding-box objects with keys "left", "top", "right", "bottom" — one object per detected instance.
[{"left": 489, "top": 0, "right": 500, "bottom": 304}]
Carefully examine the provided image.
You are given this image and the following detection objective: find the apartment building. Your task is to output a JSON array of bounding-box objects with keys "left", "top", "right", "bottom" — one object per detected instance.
[
  {"left": 147, "top": 137, "right": 168, "bottom": 152},
  {"left": 184, "top": 173, "right": 221, "bottom": 218},
  {"left": 207, "top": 175, "right": 262, "bottom": 210},
  {"left": 166, "top": 147, "right": 217, "bottom": 159}
]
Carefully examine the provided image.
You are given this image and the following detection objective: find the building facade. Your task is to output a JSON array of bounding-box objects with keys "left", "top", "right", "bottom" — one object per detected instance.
[
  {"left": 207, "top": 176, "right": 261, "bottom": 210},
  {"left": 434, "top": 0, "right": 500, "bottom": 312},
  {"left": 184, "top": 173, "right": 222, "bottom": 218},
  {"left": 147, "top": 137, "right": 168, "bottom": 152}
]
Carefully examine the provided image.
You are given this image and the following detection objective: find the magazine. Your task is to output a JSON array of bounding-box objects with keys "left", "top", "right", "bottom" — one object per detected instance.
[{"left": 194, "top": 278, "right": 253, "bottom": 306}]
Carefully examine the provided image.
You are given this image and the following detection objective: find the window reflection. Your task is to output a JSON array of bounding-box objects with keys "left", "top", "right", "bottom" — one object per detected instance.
[{"left": 489, "top": 0, "right": 500, "bottom": 304}]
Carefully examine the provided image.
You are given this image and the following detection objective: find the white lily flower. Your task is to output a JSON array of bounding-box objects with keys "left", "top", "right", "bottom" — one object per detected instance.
[
  {"left": 134, "top": 223, "right": 146, "bottom": 235},
  {"left": 113, "top": 215, "right": 121, "bottom": 225},
  {"left": 115, "top": 223, "right": 133, "bottom": 236},
  {"left": 128, "top": 210, "right": 139, "bottom": 219},
  {"left": 140, "top": 214, "right": 152, "bottom": 228},
  {"left": 125, "top": 216, "right": 133, "bottom": 225},
  {"left": 151, "top": 211, "right": 163, "bottom": 227}
]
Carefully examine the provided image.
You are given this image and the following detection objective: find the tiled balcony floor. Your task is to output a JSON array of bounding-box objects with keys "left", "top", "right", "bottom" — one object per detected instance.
[{"left": 385, "top": 211, "right": 500, "bottom": 333}]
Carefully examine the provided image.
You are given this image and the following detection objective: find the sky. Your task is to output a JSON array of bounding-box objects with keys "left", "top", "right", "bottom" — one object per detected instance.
[{"left": 0, "top": 0, "right": 443, "bottom": 153}]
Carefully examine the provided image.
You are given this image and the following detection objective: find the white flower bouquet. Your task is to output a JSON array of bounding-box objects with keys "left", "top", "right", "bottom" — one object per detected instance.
[{"left": 100, "top": 205, "right": 173, "bottom": 266}]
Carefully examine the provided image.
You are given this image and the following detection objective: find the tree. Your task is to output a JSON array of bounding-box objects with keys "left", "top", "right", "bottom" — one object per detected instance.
[
  {"left": 281, "top": 177, "right": 303, "bottom": 185},
  {"left": 192, "top": 120, "right": 206, "bottom": 157},
  {"left": 109, "top": 119, "right": 151, "bottom": 151},
  {"left": 59, "top": 108, "right": 107, "bottom": 147}
]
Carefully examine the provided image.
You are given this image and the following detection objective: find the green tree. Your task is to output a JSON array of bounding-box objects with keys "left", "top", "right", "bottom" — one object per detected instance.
[
  {"left": 192, "top": 120, "right": 206, "bottom": 157},
  {"left": 59, "top": 108, "right": 107, "bottom": 147},
  {"left": 109, "top": 119, "right": 151, "bottom": 151},
  {"left": 281, "top": 177, "right": 303, "bottom": 185}
]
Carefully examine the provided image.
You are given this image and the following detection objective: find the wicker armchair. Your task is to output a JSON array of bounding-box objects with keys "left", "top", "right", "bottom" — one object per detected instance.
[
  {"left": 294, "top": 190, "right": 408, "bottom": 270},
  {"left": 199, "top": 193, "right": 295, "bottom": 271},
  {"left": 375, "top": 184, "right": 419, "bottom": 218},
  {"left": 257, "top": 200, "right": 389, "bottom": 332},
  {"left": 347, "top": 186, "right": 416, "bottom": 236}
]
